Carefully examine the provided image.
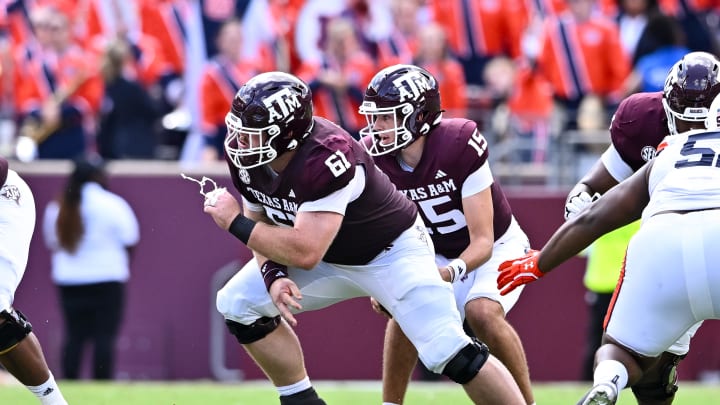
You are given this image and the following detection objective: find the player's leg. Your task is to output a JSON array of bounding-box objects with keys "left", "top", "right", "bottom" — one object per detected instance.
[
  {"left": 0, "top": 171, "right": 67, "bottom": 404},
  {"left": 216, "top": 258, "right": 365, "bottom": 404},
  {"left": 379, "top": 318, "right": 418, "bottom": 404},
  {"left": 464, "top": 297, "right": 533, "bottom": 404},
  {"left": 461, "top": 220, "right": 535, "bottom": 404},
  {"left": 582, "top": 213, "right": 713, "bottom": 404},
  {"left": 0, "top": 310, "right": 68, "bottom": 405},
  {"left": 365, "top": 221, "right": 524, "bottom": 405}
]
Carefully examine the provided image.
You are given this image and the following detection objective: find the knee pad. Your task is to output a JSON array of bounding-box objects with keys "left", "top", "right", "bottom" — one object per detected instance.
[
  {"left": 441, "top": 338, "right": 490, "bottom": 384},
  {"left": 225, "top": 316, "right": 281, "bottom": 344},
  {"left": 0, "top": 309, "right": 33, "bottom": 355},
  {"left": 631, "top": 353, "right": 684, "bottom": 401}
]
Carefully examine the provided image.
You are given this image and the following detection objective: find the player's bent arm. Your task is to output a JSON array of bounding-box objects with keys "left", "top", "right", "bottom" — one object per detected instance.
[
  {"left": 570, "top": 159, "right": 619, "bottom": 200},
  {"left": 539, "top": 162, "right": 652, "bottom": 272},
  {"left": 459, "top": 187, "right": 494, "bottom": 272},
  {"left": 247, "top": 210, "right": 343, "bottom": 270}
]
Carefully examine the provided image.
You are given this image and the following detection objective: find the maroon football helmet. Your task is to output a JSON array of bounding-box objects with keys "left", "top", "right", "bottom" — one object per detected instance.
[
  {"left": 359, "top": 64, "right": 443, "bottom": 156},
  {"left": 662, "top": 52, "right": 720, "bottom": 135},
  {"left": 225, "top": 72, "right": 314, "bottom": 168}
]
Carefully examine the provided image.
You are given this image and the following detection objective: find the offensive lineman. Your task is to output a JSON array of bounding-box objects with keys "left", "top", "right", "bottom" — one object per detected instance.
[
  {"left": 0, "top": 156, "right": 68, "bottom": 405},
  {"left": 200, "top": 71, "right": 525, "bottom": 405}
]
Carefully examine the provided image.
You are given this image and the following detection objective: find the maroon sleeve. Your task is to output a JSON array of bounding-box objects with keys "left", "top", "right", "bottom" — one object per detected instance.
[
  {"left": 610, "top": 92, "right": 668, "bottom": 171},
  {"left": 295, "top": 134, "right": 356, "bottom": 203}
]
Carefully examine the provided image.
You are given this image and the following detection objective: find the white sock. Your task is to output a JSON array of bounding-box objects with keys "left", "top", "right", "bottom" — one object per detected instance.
[
  {"left": 594, "top": 359, "right": 629, "bottom": 392},
  {"left": 277, "top": 376, "right": 312, "bottom": 396},
  {"left": 26, "top": 373, "right": 68, "bottom": 405},
  {"left": 382, "top": 403, "right": 400, "bottom": 405}
]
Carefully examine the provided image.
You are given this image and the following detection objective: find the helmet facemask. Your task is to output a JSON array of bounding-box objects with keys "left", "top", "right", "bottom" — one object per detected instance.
[
  {"left": 359, "top": 101, "right": 415, "bottom": 156},
  {"left": 224, "top": 112, "right": 283, "bottom": 169}
]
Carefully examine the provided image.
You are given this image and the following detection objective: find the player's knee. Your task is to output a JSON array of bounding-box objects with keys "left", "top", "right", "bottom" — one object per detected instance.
[
  {"left": 0, "top": 308, "right": 33, "bottom": 355},
  {"left": 631, "top": 353, "right": 683, "bottom": 401},
  {"left": 225, "top": 316, "right": 281, "bottom": 344},
  {"left": 441, "top": 338, "right": 490, "bottom": 384}
]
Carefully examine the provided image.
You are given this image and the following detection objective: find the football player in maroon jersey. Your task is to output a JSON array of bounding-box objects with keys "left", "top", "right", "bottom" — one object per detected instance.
[
  {"left": 558, "top": 51, "right": 720, "bottom": 405},
  {"left": 0, "top": 157, "right": 69, "bottom": 405},
  {"left": 200, "top": 71, "right": 525, "bottom": 405},
  {"left": 359, "top": 64, "right": 535, "bottom": 405}
]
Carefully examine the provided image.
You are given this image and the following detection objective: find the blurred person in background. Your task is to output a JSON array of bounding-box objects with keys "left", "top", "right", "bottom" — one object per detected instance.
[
  {"left": 612, "top": 0, "right": 660, "bottom": 65},
  {"left": 97, "top": 38, "right": 161, "bottom": 159},
  {"left": 533, "top": 0, "right": 631, "bottom": 132},
  {"left": 42, "top": 157, "right": 139, "bottom": 380},
  {"left": 412, "top": 23, "right": 467, "bottom": 119},
  {"left": 14, "top": 4, "right": 103, "bottom": 161},
  {"left": 198, "top": 18, "right": 258, "bottom": 162},
  {"left": 296, "top": 17, "right": 376, "bottom": 140},
  {"left": 0, "top": 156, "right": 69, "bottom": 404},
  {"left": 622, "top": 13, "right": 689, "bottom": 96},
  {"left": 375, "top": 0, "right": 424, "bottom": 69}
]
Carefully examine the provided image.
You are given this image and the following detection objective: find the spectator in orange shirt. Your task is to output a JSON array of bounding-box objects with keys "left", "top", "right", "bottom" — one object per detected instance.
[
  {"left": 14, "top": 5, "right": 103, "bottom": 161},
  {"left": 198, "top": 18, "right": 259, "bottom": 161},
  {"left": 375, "top": 0, "right": 423, "bottom": 69},
  {"left": 296, "top": 17, "right": 376, "bottom": 139},
  {"left": 534, "top": 0, "right": 631, "bottom": 131},
  {"left": 413, "top": 23, "right": 467, "bottom": 119},
  {"left": 427, "top": 0, "right": 523, "bottom": 87}
]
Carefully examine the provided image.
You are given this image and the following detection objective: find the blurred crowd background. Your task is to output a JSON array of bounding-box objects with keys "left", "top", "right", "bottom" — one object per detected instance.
[{"left": 0, "top": 0, "right": 718, "bottom": 184}]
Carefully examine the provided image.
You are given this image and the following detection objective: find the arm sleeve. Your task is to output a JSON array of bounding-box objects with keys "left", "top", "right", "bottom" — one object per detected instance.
[
  {"left": 461, "top": 162, "right": 493, "bottom": 198},
  {"left": 600, "top": 144, "right": 634, "bottom": 183},
  {"left": 298, "top": 165, "right": 366, "bottom": 215}
]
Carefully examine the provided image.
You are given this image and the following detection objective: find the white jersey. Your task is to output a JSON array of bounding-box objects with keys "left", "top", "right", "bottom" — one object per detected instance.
[
  {"left": 643, "top": 129, "right": 720, "bottom": 220},
  {"left": 0, "top": 170, "right": 36, "bottom": 311}
]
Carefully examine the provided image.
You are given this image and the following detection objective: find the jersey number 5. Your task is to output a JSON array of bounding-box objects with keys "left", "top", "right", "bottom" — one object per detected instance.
[{"left": 675, "top": 131, "right": 720, "bottom": 168}]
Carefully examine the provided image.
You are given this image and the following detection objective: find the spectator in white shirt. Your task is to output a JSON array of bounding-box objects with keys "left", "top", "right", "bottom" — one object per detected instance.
[{"left": 42, "top": 157, "right": 139, "bottom": 380}]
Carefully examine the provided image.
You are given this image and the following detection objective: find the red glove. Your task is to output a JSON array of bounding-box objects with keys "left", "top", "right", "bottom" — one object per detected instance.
[{"left": 497, "top": 249, "right": 544, "bottom": 296}]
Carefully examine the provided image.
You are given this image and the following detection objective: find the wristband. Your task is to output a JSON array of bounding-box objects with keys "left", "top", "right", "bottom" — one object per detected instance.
[
  {"left": 447, "top": 258, "right": 467, "bottom": 283},
  {"left": 228, "top": 214, "right": 256, "bottom": 244},
  {"left": 260, "top": 260, "right": 288, "bottom": 291}
]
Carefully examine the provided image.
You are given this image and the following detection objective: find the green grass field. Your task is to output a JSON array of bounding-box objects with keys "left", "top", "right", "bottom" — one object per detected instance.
[{"left": 1, "top": 380, "right": 719, "bottom": 404}]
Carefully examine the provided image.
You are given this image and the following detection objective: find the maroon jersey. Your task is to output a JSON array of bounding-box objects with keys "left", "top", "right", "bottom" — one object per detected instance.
[
  {"left": 0, "top": 157, "right": 7, "bottom": 187},
  {"left": 368, "top": 119, "right": 513, "bottom": 258},
  {"left": 228, "top": 117, "right": 418, "bottom": 265},
  {"left": 610, "top": 91, "right": 668, "bottom": 171}
]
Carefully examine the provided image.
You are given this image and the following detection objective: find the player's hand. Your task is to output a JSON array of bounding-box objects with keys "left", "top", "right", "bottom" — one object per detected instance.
[
  {"left": 370, "top": 297, "right": 392, "bottom": 319},
  {"left": 564, "top": 191, "right": 600, "bottom": 220},
  {"left": 269, "top": 278, "right": 303, "bottom": 327},
  {"left": 497, "top": 249, "right": 544, "bottom": 296},
  {"left": 202, "top": 188, "right": 242, "bottom": 229}
]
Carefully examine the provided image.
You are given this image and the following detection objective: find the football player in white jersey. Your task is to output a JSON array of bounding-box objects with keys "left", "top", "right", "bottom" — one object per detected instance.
[
  {"left": 0, "top": 157, "right": 68, "bottom": 405},
  {"left": 496, "top": 92, "right": 720, "bottom": 405},
  {"left": 559, "top": 51, "right": 720, "bottom": 405}
]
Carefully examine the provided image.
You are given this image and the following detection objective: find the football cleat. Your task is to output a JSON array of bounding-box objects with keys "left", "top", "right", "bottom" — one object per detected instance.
[{"left": 577, "top": 382, "right": 618, "bottom": 405}]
